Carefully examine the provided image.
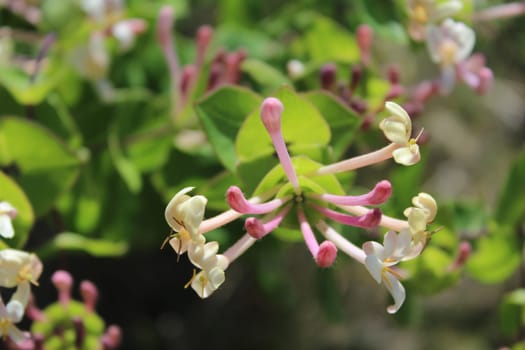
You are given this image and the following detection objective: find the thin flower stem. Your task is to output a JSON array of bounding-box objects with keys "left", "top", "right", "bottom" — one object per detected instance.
[
  {"left": 199, "top": 209, "right": 244, "bottom": 234},
  {"left": 341, "top": 205, "right": 408, "bottom": 232},
  {"left": 314, "top": 143, "right": 398, "bottom": 176},
  {"left": 316, "top": 221, "right": 366, "bottom": 264},
  {"left": 473, "top": 1, "right": 525, "bottom": 22},
  {"left": 223, "top": 233, "right": 257, "bottom": 263},
  {"left": 271, "top": 131, "right": 301, "bottom": 194},
  {"left": 297, "top": 207, "right": 319, "bottom": 258}
]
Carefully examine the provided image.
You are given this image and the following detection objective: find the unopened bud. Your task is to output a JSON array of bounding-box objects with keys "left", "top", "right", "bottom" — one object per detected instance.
[
  {"left": 320, "top": 63, "right": 337, "bottom": 90},
  {"left": 357, "top": 24, "right": 373, "bottom": 65},
  {"left": 316, "top": 241, "right": 337, "bottom": 268},
  {"left": 260, "top": 97, "right": 284, "bottom": 134}
]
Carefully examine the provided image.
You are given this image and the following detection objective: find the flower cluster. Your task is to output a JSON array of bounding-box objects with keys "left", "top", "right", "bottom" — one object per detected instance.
[
  {"left": 164, "top": 97, "right": 438, "bottom": 313},
  {"left": 0, "top": 249, "right": 43, "bottom": 343},
  {"left": 5, "top": 270, "right": 122, "bottom": 350},
  {"left": 406, "top": 0, "right": 493, "bottom": 94},
  {"left": 157, "top": 5, "right": 246, "bottom": 122}
]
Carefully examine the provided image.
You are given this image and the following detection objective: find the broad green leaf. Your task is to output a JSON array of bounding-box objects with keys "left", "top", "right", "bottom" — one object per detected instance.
[
  {"left": 196, "top": 86, "right": 262, "bottom": 172},
  {"left": 466, "top": 223, "right": 521, "bottom": 284},
  {"left": 236, "top": 86, "right": 331, "bottom": 163},
  {"left": 301, "top": 15, "right": 359, "bottom": 63},
  {"left": 499, "top": 289, "right": 525, "bottom": 337},
  {"left": 38, "top": 232, "right": 128, "bottom": 258},
  {"left": 495, "top": 149, "right": 525, "bottom": 227},
  {"left": 0, "top": 66, "right": 64, "bottom": 105},
  {"left": 241, "top": 58, "right": 291, "bottom": 92},
  {"left": 108, "top": 127, "right": 142, "bottom": 193},
  {"left": 304, "top": 91, "right": 361, "bottom": 160},
  {"left": 0, "top": 117, "right": 81, "bottom": 216},
  {"left": 0, "top": 171, "right": 34, "bottom": 248}
]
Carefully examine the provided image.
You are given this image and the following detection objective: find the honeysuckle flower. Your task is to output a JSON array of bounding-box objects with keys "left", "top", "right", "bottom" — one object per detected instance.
[
  {"left": 426, "top": 19, "right": 475, "bottom": 93},
  {"left": 0, "top": 249, "right": 43, "bottom": 288},
  {"left": 165, "top": 187, "right": 208, "bottom": 241},
  {"left": 379, "top": 101, "right": 421, "bottom": 166},
  {"left": 404, "top": 192, "right": 437, "bottom": 245},
  {"left": 363, "top": 230, "right": 418, "bottom": 314},
  {"left": 163, "top": 96, "right": 435, "bottom": 310},
  {"left": 0, "top": 280, "right": 30, "bottom": 343},
  {"left": 0, "top": 201, "right": 17, "bottom": 239},
  {"left": 407, "top": 0, "right": 463, "bottom": 41}
]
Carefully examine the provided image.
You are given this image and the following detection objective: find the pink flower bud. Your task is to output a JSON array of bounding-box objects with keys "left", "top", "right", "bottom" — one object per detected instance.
[
  {"left": 260, "top": 97, "right": 284, "bottom": 134},
  {"left": 157, "top": 6, "right": 174, "bottom": 47},
  {"left": 476, "top": 67, "right": 493, "bottom": 95},
  {"left": 196, "top": 25, "right": 213, "bottom": 68},
  {"left": 101, "top": 325, "right": 122, "bottom": 350},
  {"left": 51, "top": 270, "right": 73, "bottom": 306},
  {"left": 80, "top": 280, "right": 99, "bottom": 312},
  {"left": 357, "top": 24, "right": 373, "bottom": 65},
  {"left": 388, "top": 65, "right": 400, "bottom": 85},
  {"left": 349, "top": 65, "right": 363, "bottom": 92},
  {"left": 320, "top": 63, "right": 337, "bottom": 90},
  {"left": 245, "top": 217, "right": 266, "bottom": 239},
  {"left": 316, "top": 241, "right": 337, "bottom": 268}
]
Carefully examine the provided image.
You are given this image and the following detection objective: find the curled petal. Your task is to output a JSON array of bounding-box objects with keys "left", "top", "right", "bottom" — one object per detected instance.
[
  {"left": 404, "top": 207, "right": 428, "bottom": 234},
  {"left": 411, "top": 193, "right": 437, "bottom": 222},
  {"left": 392, "top": 143, "right": 420, "bottom": 166},
  {"left": 165, "top": 187, "right": 208, "bottom": 238},
  {"left": 384, "top": 271, "right": 406, "bottom": 314},
  {"left": 191, "top": 271, "right": 216, "bottom": 299}
]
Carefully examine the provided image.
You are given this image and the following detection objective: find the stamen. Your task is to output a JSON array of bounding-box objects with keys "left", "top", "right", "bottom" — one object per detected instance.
[{"left": 184, "top": 269, "right": 198, "bottom": 289}]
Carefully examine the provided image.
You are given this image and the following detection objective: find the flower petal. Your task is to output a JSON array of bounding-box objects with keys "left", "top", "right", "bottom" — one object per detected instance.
[
  {"left": 383, "top": 271, "right": 406, "bottom": 314},
  {"left": 392, "top": 144, "right": 420, "bottom": 166},
  {"left": 0, "top": 215, "right": 15, "bottom": 239},
  {"left": 364, "top": 255, "right": 383, "bottom": 283}
]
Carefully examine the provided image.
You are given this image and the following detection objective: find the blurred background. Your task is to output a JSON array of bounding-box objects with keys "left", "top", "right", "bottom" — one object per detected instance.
[{"left": 1, "top": 0, "right": 525, "bottom": 349}]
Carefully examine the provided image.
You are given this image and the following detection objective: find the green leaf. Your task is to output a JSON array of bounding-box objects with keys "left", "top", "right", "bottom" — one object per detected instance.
[
  {"left": 403, "top": 245, "right": 458, "bottom": 295},
  {"left": 196, "top": 86, "right": 262, "bottom": 172},
  {"left": 241, "top": 58, "right": 291, "bottom": 92},
  {"left": 235, "top": 86, "right": 331, "bottom": 189},
  {"left": 0, "top": 66, "right": 64, "bottom": 105},
  {"left": 466, "top": 223, "right": 521, "bottom": 284},
  {"left": 495, "top": 149, "right": 525, "bottom": 227},
  {"left": 0, "top": 117, "right": 81, "bottom": 216},
  {"left": 0, "top": 171, "right": 34, "bottom": 248},
  {"left": 499, "top": 289, "right": 525, "bottom": 337},
  {"left": 300, "top": 15, "right": 359, "bottom": 63},
  {"left": 38, "top": 232, "right": 128, "bottom": 258},
  {"left": 108, "top": 126, "right": 142, "bottom": 193},
  {"left": 304, "top": 91, "right": 361, "bottom": 160}
]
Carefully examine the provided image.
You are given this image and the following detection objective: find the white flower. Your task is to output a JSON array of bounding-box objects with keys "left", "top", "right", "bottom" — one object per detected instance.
[
  {"left": 0, "top": 281, "right": 30, "bottom": 344},
  {"left": 426, "top": 19, "right": 475, "bottom": 93},
  {"left": 187, "top": 238, "right": 229, "bottom": 298},
  {"left": 380, "top": 102, "right": 421, "bottom": 166},
  {"left": 407, "top": 0, "right": 463, "bottom": 41},
  {"left": 363, "top": 230, "right": 419, "bottom": 314},
  {"left": 404, "top": 192, "right": 437, "bottom": 246},
  {"left": 0, "top": 201, "right": 17, "bottom": 239},
  {"left": 165, "top": 187, "right": 208, "bottom": 241},
  {"left": 427, "top": 19, "right": 475, "bottom": 66},
  {"left": 0, "top": 249, "right": 43, "bottom": 288}
]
